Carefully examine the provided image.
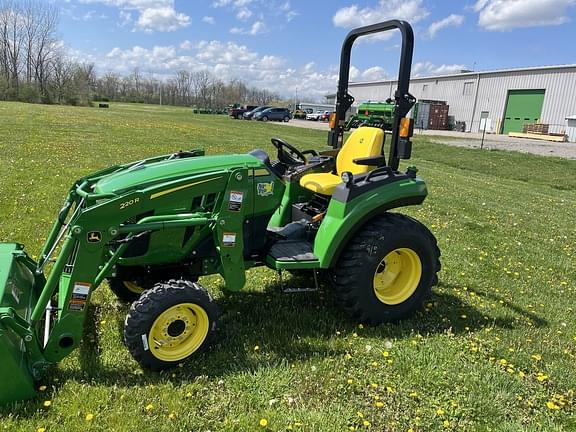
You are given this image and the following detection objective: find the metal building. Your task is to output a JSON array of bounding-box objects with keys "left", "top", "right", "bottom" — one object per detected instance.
[{"left": 329, "top": 64, "right": 576, "bottom": 136}]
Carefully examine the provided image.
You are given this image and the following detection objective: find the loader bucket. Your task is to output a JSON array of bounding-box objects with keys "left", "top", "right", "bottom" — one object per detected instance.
[{"left": 0, "top": 243, "right": 40, "bottom": 405}]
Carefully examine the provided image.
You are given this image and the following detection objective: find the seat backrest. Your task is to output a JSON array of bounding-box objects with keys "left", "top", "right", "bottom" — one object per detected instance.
[{"left": 336, "top": 127, "right": 385, "bottom": 175}]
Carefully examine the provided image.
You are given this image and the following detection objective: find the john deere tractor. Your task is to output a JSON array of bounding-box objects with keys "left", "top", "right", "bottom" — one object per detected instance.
[{"left": 0, "top": 20, "right": 440, "bottom": 405}]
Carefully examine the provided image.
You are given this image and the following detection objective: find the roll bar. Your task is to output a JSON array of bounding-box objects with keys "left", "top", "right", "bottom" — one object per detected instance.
[{"left": 328, "top": 20, "right": 416, "bottom": 171}]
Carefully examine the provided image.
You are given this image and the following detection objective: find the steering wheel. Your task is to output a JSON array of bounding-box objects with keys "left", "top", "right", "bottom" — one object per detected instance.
[{"left": 271, "top": 137, "right": 307, "bottom": 166}]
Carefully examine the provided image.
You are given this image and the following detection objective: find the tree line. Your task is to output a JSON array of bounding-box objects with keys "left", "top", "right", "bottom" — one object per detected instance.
[
  {"left": 0, "top": 0, "right": 280, "bottom": 109},
  {"left": 94, "top": 69, "right": 280, "bottom": 110}
]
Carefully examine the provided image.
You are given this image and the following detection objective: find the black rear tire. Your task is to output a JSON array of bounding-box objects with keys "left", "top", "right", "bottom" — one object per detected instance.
[
  {"left": 331, "top": 213, "right": 440, "bottom": 324},
  {"left": 124, "top": 279, "right": 219, "bottom": 371},
  {"left": 261, "top": 116, "right": 268, "bottom": 122},
  {"left": 283, "top": 116, "right": 290, "bottom": 122}
]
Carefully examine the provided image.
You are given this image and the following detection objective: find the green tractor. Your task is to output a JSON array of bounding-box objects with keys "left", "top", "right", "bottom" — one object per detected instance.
[
  {"left": 345, "top": 100, "right": 396, "bottom": 131},
  {"left": 0, "top": 20, "right": 440, "bottom": 405}
]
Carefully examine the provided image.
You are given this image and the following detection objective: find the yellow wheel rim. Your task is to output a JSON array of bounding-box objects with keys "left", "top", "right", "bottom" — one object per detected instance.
[
  {"left": 148, "top": 303, "right": 210, "bottom": 362},
  {"left": 123, "top": 281, "right": 145, "bottom": 294},
  {"left": 373, "top": 248, "right": 422, "bottom": 305}
]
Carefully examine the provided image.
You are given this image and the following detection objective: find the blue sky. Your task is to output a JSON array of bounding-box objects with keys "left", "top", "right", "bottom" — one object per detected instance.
[{"left": 57, "top": 0, "right": 576, "bottom": 99}]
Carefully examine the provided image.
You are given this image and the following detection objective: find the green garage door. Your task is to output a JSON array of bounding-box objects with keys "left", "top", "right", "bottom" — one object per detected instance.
[{"left": 502, "top": 89, "right": 545, "bottom": 134}]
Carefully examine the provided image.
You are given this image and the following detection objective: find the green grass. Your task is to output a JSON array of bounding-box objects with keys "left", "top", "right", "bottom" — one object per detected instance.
[{"left": 0, "top": 101, "right": 574, "bottom": 431}]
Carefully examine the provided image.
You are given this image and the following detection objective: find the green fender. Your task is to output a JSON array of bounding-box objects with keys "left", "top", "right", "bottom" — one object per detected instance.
[{"left": 314, "top": 176, "right": 428, "bottom": 268}]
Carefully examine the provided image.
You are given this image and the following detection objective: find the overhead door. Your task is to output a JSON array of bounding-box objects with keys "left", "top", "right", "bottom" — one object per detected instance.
[{"left": 502, "top": 89, "right": 545, "bottom": 134}]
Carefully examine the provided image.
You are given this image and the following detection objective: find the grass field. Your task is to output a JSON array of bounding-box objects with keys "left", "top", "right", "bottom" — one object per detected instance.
[{"left": 0, "top": 101, "right": 574, "bottom": 431}]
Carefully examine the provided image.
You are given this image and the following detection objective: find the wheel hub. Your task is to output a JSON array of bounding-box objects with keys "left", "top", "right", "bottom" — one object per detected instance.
[{"left": 373, "top": 248, "right": 422, "bottom": 305}]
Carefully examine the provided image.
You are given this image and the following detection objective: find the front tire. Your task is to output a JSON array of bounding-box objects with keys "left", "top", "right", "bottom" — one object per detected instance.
[
  {"left": 331, "top": 213, "right": 440, "bottom": 324},
  {"left": 124, "top": 279, "right": 219, "bottom": 371},
  {"left": 261, "top": 116, "right": 268, "bottom": 122}
]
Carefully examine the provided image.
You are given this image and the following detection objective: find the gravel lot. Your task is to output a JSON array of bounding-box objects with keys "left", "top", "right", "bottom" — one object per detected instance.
[{"left": 280, "top": 119, "right": 576, "bottom": 159}]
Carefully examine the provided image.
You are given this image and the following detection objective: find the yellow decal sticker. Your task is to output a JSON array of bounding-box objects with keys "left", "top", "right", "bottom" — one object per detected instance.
[{"left": 257, "top": 182, "right": 274, "bottom": 197}]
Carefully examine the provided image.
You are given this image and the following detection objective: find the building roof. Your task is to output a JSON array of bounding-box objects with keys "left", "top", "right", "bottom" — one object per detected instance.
[{"left": 348, "top": 64, "right": 576, "bottom": 87}]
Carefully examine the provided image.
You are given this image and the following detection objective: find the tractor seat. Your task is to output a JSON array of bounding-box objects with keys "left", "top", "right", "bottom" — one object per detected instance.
[{"left": 299, "top": 127, "right": 385, "bottom": 195}]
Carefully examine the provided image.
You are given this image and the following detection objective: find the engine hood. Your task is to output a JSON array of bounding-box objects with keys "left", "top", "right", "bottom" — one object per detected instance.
[{"left": 93, "top": 153, "right": 263, "bottom": 195}]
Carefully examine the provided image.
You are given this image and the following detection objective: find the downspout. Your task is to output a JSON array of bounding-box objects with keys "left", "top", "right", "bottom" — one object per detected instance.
[{"left": 468, "top": 72, "right": 481, "bottom": 133}]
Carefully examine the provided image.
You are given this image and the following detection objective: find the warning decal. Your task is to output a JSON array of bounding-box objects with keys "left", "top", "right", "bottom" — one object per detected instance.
[
  {"left": 69, "top": 282, "right": 91, "bottom": 311},
  {"left": 223, "top": 232, "right": 237, "bottom": 247},
  {"left": 228, "top": 191, "right": 244, "bottom": 212}
]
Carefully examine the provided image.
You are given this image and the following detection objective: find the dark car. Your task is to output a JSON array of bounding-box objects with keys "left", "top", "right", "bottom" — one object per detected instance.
[
  {"left": 254, "top": 107, "right": 292, "bottom": 122},
  {"left": 243, "top": 105, "right": 271, "bottom": 120},
  {"left": 229, "top": 104, "right": 257, "bottom": 119}
]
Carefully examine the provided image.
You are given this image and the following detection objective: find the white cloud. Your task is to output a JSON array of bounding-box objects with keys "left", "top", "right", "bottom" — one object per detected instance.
[
  {"left": 427, "top": 14, "right": 464, "bottom": 38},
  {"left": 474, "top": 0, "right": 576, "bottom": 31},
  {"left": 135, "top": 6, "right": 190, "bottom": 32},
  {"left": 333, "top": 0, "right": 429, "bottom": 30},
  {"left": 180, "top": 40, "right": 193, "bottom": 50},
  {"left": 202, "top": 16, "right": 216, "bottom": 25},
  {"left": 229, "top": 20, "right": 267, "bottom": 35},
  {"left": 214, "top": 0, "right": 297, "bottom": 27},
  {"left": 412, "top": 62, "right": 468, "bottom": 77},
  {"left": 249, "top": 20, "right": 266, "bottom": 35},
  {"left": 236, "top": 8, "right": 252, "bottom": 20},
  {"left": 79, "top": 0, "right": 190, "bottom": 32}
]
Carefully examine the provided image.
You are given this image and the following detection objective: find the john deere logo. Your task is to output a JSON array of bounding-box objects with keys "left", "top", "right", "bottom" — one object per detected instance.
[
  {"left": 257, "top": 182, "right": 274, "bottom": 197},
  {"left": 87, "top": 231, "right": 102, "bottom": 243}
]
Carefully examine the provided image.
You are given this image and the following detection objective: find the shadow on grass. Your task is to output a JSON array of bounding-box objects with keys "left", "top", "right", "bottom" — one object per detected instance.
[{"left": 1, "top": 277, "right": 547, "bottom": 415}]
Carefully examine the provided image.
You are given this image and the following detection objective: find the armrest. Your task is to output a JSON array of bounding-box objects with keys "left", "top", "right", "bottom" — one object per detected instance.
[{"left": 353, "top": 155, "right": 386, "bottom": 166}]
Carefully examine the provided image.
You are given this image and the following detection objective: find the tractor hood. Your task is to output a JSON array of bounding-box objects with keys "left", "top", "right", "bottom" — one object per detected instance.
[{"left": 93, "top": 154, "right": 263, "bottom": 195}]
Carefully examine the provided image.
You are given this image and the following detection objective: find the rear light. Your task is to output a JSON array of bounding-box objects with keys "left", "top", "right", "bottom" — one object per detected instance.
[
  {"left": 399, "top": 118, "right": 414, "bottom": 138},
  {"left": 328, "top": 112, "right": 336, "bottom": 129}
]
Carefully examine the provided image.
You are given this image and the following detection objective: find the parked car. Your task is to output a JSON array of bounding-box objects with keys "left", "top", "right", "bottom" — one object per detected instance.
[
  {"left": 254, "top": 107, "right": 292, "bottom": 122},
  {"left": 293, "top": 108, "right": 312, "bottom": 119},
  {"left": 320, "top": 110, "right": 332, "bottom": 121},
  {"left": 243, "top": 106, "right": 271, "bottom": 120},
  {"left": 306, "top": 110, "right": 323, "bottom": 121},
  {"left": 229, "top": 105, "right": 258, "bottom": 119}
]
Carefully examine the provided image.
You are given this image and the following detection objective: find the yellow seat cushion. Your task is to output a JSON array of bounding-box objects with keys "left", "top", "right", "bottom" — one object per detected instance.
[
  {"left": 299, "top": 127, "right": 385, "bottom": 195},
  {"left": 299, "top": 172, "right": 342, "bottom": 196}
]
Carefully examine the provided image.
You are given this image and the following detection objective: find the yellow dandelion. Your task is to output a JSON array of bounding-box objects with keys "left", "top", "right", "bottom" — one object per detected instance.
[
  {"left": 436, "top": 408, "right": 445, "bottom": 416},
  {"left": 145, "top": 403, "right": 154, "bottom": 412},
  {"left": 347, "top": 378, "right": 353, "bottom": 385},
  {"left": 43, "top": 400, "right": 52, "bottom": 408},
  {"left": 85, "top": 413, "right": 94, "bottom": 421},
  {"left": 443, "top": 419, "right": 450, "bottom": 427},
  {"left": 352, "top": 333, "right": 358, "bottom": 338},
  {"left": 536, "top": 373, "right": 548, "bottom": 382},
  {"left": 357, "top": 411, "right": 364, "bottom": 418},
  {"left": 259, "top": 418, "right": 268, "bottom": 427},
  {"left": 382, "top": 351, "right": 390, "bottom": 357},
  {"left": 345, "top": 353, "right": 352, "bottom": 360},
  {"left": 546, "top": 401, "right": 560, "bottom": 410},
  {"left": 38, "top": 385, "right": 47, "bottom": 392},
  {"left": 168, "top": 412, "right": 176, "bottom": 420},
  {"left": 370, "top": 383, "right": 378, "bottom": 389},
  {"left": 375, "top": 401, "right": 384, "bottom": 408},
  {"left": 37, "top": 428, "right": 46, "bottom": 432},
  {"left": 518, "top": 371, "right": 525, "bottom": 378},
  {"left": 254, "top": 345, "right": 260, "bottom": 352},
  {"left": 358, "top": 324, "right": 364, "bottom": 329},
  {"left": 499, "top": 359, "right": 507, "bottom": 365},
  {"left": 363, "top": 420, "right": 370, "bottom": 427},
  {"left": 531, "top": 354, "right": 542, "bottom": 361},
  {"left": 409, "top": 392, "right": 418, "bottom": 398}
]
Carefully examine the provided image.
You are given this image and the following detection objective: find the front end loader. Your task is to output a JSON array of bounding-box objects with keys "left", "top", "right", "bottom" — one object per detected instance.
[{"left": 0, "top": 20, "right": 440, "bottom": 405}]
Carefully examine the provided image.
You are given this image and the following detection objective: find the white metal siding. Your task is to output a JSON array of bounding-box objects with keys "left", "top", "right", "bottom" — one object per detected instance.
[{"left": 349, "top": 66, "right": 576, "bottom": 134}]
